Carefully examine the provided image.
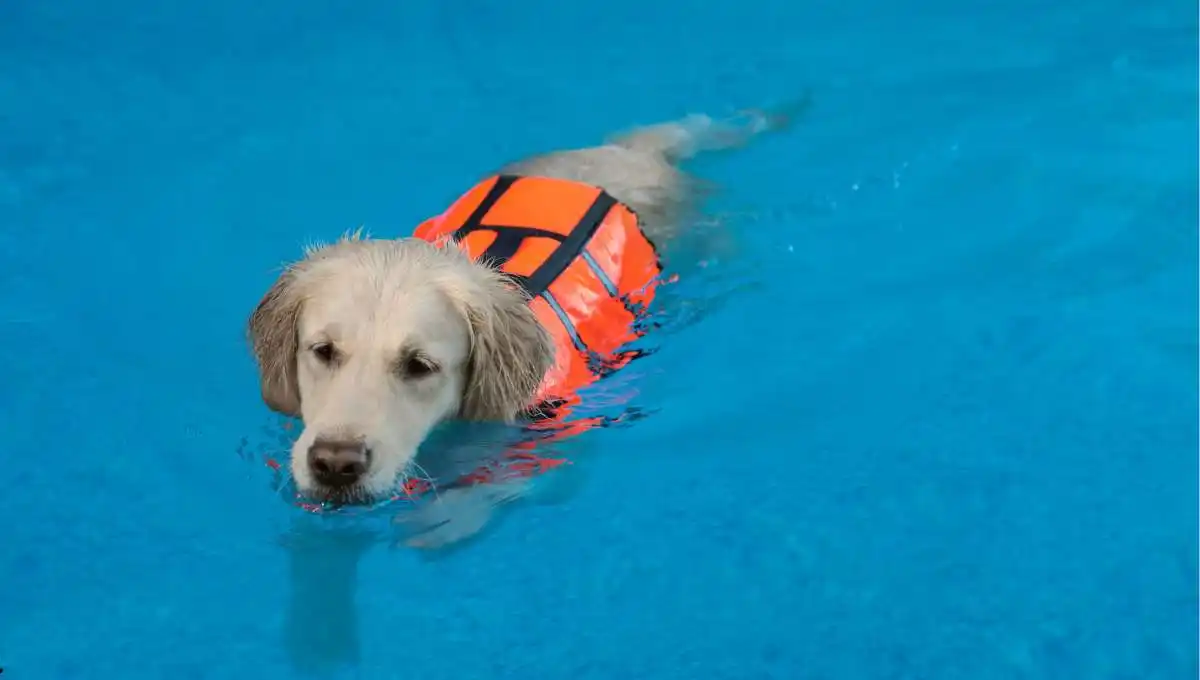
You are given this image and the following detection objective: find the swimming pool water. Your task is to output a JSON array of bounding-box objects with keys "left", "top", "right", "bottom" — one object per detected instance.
[{"left": 1, "top": 0, "right": 1196, "bottom": 678}]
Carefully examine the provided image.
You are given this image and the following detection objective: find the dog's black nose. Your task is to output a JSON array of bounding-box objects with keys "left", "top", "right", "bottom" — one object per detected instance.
[{"left": 307, "top": 439, "right": 370, "bottom": 487}]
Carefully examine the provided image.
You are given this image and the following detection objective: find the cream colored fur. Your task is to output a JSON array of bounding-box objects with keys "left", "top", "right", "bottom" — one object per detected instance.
[
  {"left": 249, "top": 238, "right": 554, "bottom": 499},
  {"left": 247, "top": 105, "right": 795, "bottom": 541}
]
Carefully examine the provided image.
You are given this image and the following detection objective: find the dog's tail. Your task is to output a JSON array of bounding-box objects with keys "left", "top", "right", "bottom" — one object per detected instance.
[{"left": 606, "top": 95, "right": 810, "bottom": 165}]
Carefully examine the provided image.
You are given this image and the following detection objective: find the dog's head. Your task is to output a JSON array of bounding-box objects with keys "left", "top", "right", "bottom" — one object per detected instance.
[{"left": 247, "top": 235, "right": 554, "bottom": 503}]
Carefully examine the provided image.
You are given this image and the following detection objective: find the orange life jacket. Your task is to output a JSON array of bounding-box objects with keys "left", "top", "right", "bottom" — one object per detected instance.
[
  {"left": 413, "top": 174, "right": 662, "bottom": 411},
  {"left": 274, "top": 175, "right": 663, "bottom": 510}
]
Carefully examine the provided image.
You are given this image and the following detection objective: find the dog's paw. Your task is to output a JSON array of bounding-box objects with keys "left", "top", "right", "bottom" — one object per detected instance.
[{"left": 394, "top": 482, "right": 527, "bottom": 550}]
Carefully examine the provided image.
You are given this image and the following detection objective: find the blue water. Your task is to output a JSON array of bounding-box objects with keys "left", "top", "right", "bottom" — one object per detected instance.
[{"left": 2, "top": 0, "right": 1196, "bottom": 677}]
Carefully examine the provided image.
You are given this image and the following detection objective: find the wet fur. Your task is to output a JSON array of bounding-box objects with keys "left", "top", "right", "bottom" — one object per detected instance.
[{"left": 247, "top": 106, "right": 793, "bottom": 535}]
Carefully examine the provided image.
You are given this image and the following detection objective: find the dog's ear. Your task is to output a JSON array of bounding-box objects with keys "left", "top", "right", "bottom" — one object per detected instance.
[
  {"left": 247, "top": 265, "right": 306, "bottom": 416},
  {"left": 455, "top": 270, "right": 555, "bottom": 422}
]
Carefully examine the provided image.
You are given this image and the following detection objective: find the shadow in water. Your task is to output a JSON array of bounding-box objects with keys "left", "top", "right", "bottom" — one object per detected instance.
[{"left": 280, "top": 519, "right": 376, "bottom": 675}]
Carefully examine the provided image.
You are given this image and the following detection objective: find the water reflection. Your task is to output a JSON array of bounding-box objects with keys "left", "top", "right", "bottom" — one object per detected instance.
[{"left": 280, "top": 519, "right": 376, "bottom": 674}]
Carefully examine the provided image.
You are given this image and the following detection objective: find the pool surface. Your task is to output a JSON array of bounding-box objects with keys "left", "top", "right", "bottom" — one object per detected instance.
[{"left": 1, "top": 0, "right": 1196, "bottom": 678}]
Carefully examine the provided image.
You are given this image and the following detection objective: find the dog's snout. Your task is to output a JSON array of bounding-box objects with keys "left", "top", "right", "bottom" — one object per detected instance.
[{"left": 307, "top": 439, "right": 370, "bottom": 487}]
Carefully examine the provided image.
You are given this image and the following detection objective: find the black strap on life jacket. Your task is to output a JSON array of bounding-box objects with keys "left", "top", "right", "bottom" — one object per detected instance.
[
  {"left": 451, "top": 175, "right": 617, "bottom": 299},
  {"left": 449, "top": 174, "right": 655, "bottom": 388}
]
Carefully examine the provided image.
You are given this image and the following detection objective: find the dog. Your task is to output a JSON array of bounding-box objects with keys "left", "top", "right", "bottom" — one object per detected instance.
[{"left": 247, "top": 104, "right": 796, "bottom": 547}]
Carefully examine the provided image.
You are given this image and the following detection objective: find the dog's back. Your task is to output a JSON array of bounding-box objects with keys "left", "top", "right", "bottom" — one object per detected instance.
[{"left": 498, "top": 106, "right": 798, "bottom": 241}]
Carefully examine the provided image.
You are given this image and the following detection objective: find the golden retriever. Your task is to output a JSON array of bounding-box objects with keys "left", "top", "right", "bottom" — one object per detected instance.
[{"left": 247, "top": 105, "right": 795, "bottom": 546}]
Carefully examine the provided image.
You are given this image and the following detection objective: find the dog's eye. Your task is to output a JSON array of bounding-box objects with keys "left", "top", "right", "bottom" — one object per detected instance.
[
  {"left": 311, "top": 342, "right": 336, "bottom": 364},
  {"left": 401, "top": 355, "right": 438, "bottom": 380}
]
